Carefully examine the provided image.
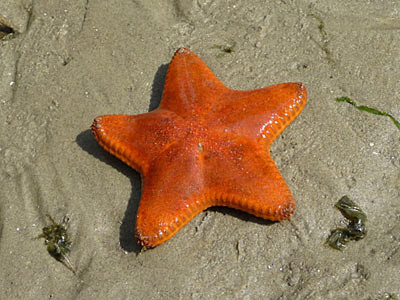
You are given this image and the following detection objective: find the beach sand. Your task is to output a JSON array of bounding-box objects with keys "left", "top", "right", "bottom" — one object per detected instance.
[{"left": 1, "top": 0, "right": 399, "bottom": 299}]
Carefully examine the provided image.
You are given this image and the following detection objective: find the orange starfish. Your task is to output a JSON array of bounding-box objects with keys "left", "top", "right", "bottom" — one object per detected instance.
[{"left": 92, "top": 48, "right": 307, "bottom": 248}]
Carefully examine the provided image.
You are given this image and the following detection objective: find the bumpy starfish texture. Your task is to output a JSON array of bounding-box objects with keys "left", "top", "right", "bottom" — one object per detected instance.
[{"left": 92, "top": 48, "right": 307, "bottom": 248}]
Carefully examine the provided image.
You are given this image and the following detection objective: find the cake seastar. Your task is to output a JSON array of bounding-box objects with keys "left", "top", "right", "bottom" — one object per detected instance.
[{"left": 92, "top": 48, "right": 307, "bottom": 248}]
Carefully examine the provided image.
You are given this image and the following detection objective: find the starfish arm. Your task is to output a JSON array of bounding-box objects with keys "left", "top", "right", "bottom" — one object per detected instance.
[
  {"left": 159, "top": 48, "right": 228, "bottom": 120},
  {"left": 203, "top": 136, "right": 295, "bottom": 221},
  {"left": 91, "top": 109, "right": 185, "bottom": 174},
  {"left": 208, "top": 82, "right": 307, "bottom": 146},
  {"left": 135, "top": 142, "right": 211, "bottom": 248}
]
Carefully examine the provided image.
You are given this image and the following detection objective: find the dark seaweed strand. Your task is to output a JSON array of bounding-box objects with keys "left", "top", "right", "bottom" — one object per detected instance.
[{"left": 335, "top": 96, "right": 400, "bottom": 136}]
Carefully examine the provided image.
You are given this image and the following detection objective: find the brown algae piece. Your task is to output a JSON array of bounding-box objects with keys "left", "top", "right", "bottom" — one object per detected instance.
[
  {"left": 34, "top": 214, "right": 76, "bottom": 273},
  {"left": 335, "top": 195, "right": 367, "bottom": 223},
  {"left": 328, "top": 196, "right": 367, "bottom": 250},
  {"left": 327, "top": 228, "right": 350, "bottom": 251},
  {"left": 0, "top": 21, "right": 15, "bottom": 40}
]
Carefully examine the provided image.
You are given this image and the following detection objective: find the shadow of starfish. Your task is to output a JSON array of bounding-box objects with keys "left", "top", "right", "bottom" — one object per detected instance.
[
  {"left": 76, "top": 63, "right": 170, "bottom": 253},
  {"left": 76, "top": 129, "right": 142, "bottom": 253}
]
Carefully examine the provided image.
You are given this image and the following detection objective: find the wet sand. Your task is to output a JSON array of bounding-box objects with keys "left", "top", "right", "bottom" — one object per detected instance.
[{"left": 1, "top": 1, "right": 399, "bottom": 299}]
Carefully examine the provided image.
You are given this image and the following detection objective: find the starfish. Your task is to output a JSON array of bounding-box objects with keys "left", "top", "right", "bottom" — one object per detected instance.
[{"left": 92, "top": 48, "right": 307, "bottom": 248}]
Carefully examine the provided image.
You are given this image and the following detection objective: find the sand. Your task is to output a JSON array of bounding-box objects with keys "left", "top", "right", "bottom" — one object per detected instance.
[{"left": 1, "top": 0, "right": 399, "bottom": 299}]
